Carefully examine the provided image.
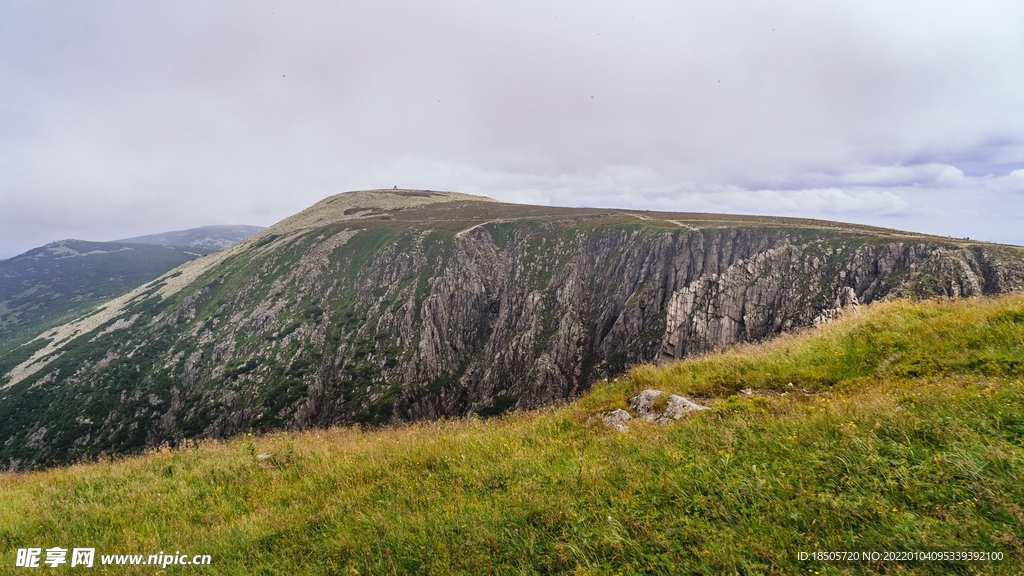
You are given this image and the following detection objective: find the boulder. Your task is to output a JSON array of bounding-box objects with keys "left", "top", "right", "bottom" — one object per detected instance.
[
  {"left": 663, "top": 395, "right": 708, "bottom": 419},
  {"left": 626, "top": 389, "right": 708, "bottom": 424},
  {"left": 602, "top": 409, "right": 632, "bottom": 432},
  {"left": 628, "top": 389, "right": 664, "bottom": 419}
]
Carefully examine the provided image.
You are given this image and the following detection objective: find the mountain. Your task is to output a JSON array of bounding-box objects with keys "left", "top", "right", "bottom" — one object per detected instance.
[
  {"left": 0, "top": 225, "right": 262, "bottom": 354},
  {"left": 0, "top": 240, "right": 214, "bottom": 352},
  {"left": 2, "top": 189, "right": 1023, "bottom": 469},
  {"left": 117, "top": 224, "right": 265, "bottom": 250}
]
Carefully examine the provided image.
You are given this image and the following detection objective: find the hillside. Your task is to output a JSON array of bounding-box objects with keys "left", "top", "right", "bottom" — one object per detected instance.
[
  {"left": 2, "top": 189, "right": 1023, "bottom": 470},
  {"left": 0, "top": 240, "right": 213, "bottom": 353},
  {"left": 118, "top": 225, "right": 264, "bottom": 250},
  {"left": 2, "top": 294, "right": 1022, "bottom": 574}
]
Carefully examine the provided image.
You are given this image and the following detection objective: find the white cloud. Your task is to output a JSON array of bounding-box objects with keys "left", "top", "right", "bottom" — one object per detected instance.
[
  {"left": 709, "top": 188, "right": 910, "bottom": 217},
  {"left": 986, "top": 169, "right": 1024, "bottom": 193}
]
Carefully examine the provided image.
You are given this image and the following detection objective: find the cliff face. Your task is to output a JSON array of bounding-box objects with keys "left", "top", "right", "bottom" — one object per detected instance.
[{"left": 3, "top": 190, "right": 1023, "bottom": 468}]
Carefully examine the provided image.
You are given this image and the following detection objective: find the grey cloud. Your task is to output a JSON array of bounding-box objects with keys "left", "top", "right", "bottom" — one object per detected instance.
[{"left": 2, "top": 0, "right": 1024, "bottom": 257}]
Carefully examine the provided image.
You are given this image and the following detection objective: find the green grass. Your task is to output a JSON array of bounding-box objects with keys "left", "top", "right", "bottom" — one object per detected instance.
[{"left": 2, "top": 295, "right": 1024, "bottom": 574}]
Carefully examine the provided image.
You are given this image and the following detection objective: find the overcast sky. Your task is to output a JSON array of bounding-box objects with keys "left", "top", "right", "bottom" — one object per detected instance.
[{"left": 2, "top": 1, "right": 1023, "bottom": 258}]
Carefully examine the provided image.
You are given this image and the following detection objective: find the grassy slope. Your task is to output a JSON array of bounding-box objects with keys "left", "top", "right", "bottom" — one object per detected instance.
[{"left": 1, "top": 295, "right": 1023, "bottom": 575}]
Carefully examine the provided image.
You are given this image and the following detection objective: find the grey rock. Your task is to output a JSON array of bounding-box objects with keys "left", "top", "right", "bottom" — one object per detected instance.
[
  {"left": 626, "top": 390, "right": 707, "bottom": 423},
  {"left": 628, "top": 389, "right": 664, "bottom": 418},
  {"left": 602, "top": 409, "right": 632, "bottom": 432},
  {"left": 662, "top": 395, "right": 708, "bottom": 420}
]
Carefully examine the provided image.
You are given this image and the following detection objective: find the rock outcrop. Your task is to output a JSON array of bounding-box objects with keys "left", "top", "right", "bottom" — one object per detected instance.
[
  {"left": 594, "top": 389, "right": 709, "bottom": 431},
  {"left": 601, "top": 410, "right": 632, "bottom": 432}
]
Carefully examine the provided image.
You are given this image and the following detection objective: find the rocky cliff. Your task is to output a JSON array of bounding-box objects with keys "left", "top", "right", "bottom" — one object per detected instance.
[{"left": 3, "top": 190, "right": 1023, "bottom": 469}]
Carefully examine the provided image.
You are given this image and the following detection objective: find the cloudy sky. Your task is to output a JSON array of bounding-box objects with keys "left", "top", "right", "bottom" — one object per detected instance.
[{"left": 2, "top": 1, "right": 1023, "bottom": 258}]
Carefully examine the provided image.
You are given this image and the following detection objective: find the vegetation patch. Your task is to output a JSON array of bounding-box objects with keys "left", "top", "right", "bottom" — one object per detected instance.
[
  {"left": 0, "top": 337, "right": 49, "bottom": 379},
  {"left": 476, "top": 393, "right": 520, "bottom": 417},
  {"left": 488, "top": 221, "right": 521, "bottom": 248}
]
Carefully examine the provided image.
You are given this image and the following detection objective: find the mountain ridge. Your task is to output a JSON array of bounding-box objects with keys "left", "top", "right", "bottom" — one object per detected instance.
[
  {"left": 117, "top": 225, "right": 265, "bottom": 250},
  {"left": 0, "top": 225, "right": 264, "bottom": 351},
  {"left": 0, "top": 240, "right": 216, "bottom": 354},
  {"left": 2, "top": 189, "right": 1023, "bottom": 469}
]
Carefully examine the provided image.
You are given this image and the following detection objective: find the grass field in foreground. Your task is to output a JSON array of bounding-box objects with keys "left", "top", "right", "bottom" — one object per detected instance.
[{"left": 2, "top": 294, "right": 1023, "bottom": 575}]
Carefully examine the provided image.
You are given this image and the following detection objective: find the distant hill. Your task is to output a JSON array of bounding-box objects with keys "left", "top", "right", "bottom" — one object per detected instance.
[
  {"left": 0, "top": 225, "right": 262, "bottom": 352},
  {"left": 117, "top": 225, "right": 264, "bottom": 250},
  {"left": 0, "top": 240, "right": 213, "bottom": 352}
]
